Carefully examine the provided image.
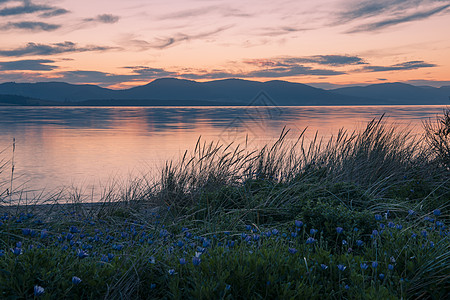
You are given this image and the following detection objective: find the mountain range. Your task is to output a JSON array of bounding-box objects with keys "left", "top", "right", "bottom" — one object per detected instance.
[{"left": 0, "top": 78, "right": 449, "bottom": 106}]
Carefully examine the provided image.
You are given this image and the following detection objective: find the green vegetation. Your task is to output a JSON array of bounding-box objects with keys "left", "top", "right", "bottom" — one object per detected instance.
[{"left": 1, "top": 111, "right": 449, "bottom": 299}]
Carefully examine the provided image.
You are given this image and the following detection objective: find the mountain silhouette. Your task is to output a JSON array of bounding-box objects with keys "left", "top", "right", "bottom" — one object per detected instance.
[
  {"left": 0, "top": 78, "right": 448, "bottom": 106},
  {"left": 331, "top": 82, "right": 449, "bottom": 105}
]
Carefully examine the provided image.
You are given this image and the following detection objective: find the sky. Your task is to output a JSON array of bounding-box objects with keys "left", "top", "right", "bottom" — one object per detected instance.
[{"left": 0, "top": 0, "right": 449, "bottom": 89}]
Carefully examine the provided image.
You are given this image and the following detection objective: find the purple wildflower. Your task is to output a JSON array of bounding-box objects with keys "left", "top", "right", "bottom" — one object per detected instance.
[
  {"left": 72, "top": 276, "right": 82, "bottom": 284},
  {"left": 337, "top": 264, "right": 346, "bottom": 271},
  {"left": 306, "top": 237, "right": 316, "bottom": 244},
  {"left": 192, "top": 256, "right": 201, "bottom": 266},
  {"left": 34, "top": 285, "right": 44, "bottom": 296}
]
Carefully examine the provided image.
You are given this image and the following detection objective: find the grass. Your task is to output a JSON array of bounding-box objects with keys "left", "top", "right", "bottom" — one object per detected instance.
[{"left": 0, "top": 115, "right": 449, "bottom": 299}]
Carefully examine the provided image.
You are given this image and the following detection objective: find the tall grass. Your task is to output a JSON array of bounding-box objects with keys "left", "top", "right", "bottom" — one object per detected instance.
[
  {"left": 423, "top": 107, "right": 450, "bottom": 169},
  {"left": 1, "top": 115, "right": 448, "bottom": 299},
  {"left": 156, "top": 116, "right": 446, "bottom": 214}
]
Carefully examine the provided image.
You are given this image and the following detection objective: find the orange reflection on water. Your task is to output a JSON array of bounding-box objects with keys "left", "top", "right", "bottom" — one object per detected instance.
[{"left": 0, "top": 105, "right": 446, "bottom": 192}]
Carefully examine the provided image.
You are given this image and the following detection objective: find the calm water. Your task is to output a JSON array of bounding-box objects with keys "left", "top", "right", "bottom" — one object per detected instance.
[{"left": 0, "top": 105, "right": 446, "bottom": 193}]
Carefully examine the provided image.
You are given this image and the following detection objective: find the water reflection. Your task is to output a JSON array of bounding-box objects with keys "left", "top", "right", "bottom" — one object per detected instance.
[{"left": 0, "top": 105, "right": 446, "bottom": 192}]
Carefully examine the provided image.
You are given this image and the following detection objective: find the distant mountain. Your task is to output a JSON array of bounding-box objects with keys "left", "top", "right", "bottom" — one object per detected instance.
[
  {"left": 0, "top": 82, "right": 116, "bottom": 102},
  {"left": 0, "top": 78, "right": 449, "bottom": 106},
  {"left": 332, "top": 82, "right": 450, "bottom": 105},
  {"left": 0, "top": 94, "right": 58, "bottom": 106}
]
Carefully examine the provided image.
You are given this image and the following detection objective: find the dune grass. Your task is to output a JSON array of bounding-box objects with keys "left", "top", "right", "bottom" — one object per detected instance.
[{"left": 0, "top": 114, "right": 449, "bottom": 299}]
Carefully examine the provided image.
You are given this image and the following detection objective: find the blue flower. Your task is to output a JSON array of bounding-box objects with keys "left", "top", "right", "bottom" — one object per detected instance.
[
  {"left": 288, "top": 247, "right": 297, "bottom": 254},
  {"left": 272, "top": 229, "right": 279, "bottom": 235},
  {"left": 69, "top": 226, "right": 79, "bottom": 233},
  {"left": 436, "top": 221, "right": 444, "bottom": 227},
  {"left": 295, "top": 220, "right": 303, "bottom": 227},
  {"left": 150, "top": 283, "right": 156, "bottom": 289},
  {"left": 22, "top": 228, "right": 31, "bottom": 236},
  {"left": 112, "top": 244, "right": 123, "bottom": 251},
  {"left": 356, "top": 240, "right": 364, "bottom": 247},
  {"left": 159, "top": 229, "right": 169, "bottom": 238},
  {"left": 179, "top": 258, "right": 186, "bottom": 265},
  {"left": 336, "top": 227, "right": 343, "bottom": 234},
  {"left": 421, "top": 230, "right": 427, "bottom": 238},
  {"left": 433, "top": 209, "right": 441, "bottom": 216},
  {"left": 396, "top": 224, "right": 403, "bottom": 230},
  {"left": 360, "top": 263, "right": 368, "bottom": 270},
  {"left": 342, "top": 240, "right": 347, "bottom": 245},
  {"left": 375, "top": 214, "right": 382, "bottom": 221},
  {"left": 345, "top": 285, "right": 349, "bottom": 290},
  {"left": 245, "top": 225, "right": 252, "bottom": 231},
  {"left": 388, "top": 264, "right": 394, "bottom": 270},
  {"left": 0, "top": 250, "right": 4, "bottom": 257},
  {"left": 225, "top": 284, "right": 231, "bottom": 290},
  {"left": 388, "top": 222, "right": 395, "bottom": 228},
  {"left": 168, "top": 269, "right": 176, "bottom": 275},
  {"left": 372, "top": 230, "right": 379, "bottom": 237},
  {"left": 379, "top": 223, "right": 385, "bottom": 229},
  {"left": 408, "top": 209, "right": 415, "bottom": 215},
  {"left": 177, "top": 240, "right": 184, "bottom": 247},
  {"left": 11, "top": 247, "right": 22, "bottom": 256},
  {"left": 34, "top": 285, "right": 44, "bottom": 296},
  {"left": 108, "top": 253, "right": 115, "bottom": 261},
  {"left": 321, "top": 264, "right": 328, "bottom": 270},
  {"left": 192, "top": 256, "right": 201, "bottom": 266},
  {"left": 291, "top": 232, "right": 298, "bottom": 238},
  {"left": 337, "top": 264, "right": 346, "bottom": 271},
  {"left": 372, "top": 261, "right": 378, "bottom": 268},
  {"left": 379, "top": 273, "right": 385, "bottom": 280},
  {"left": 77, "top": 249, "right": 88, "bottom": 259},
  {"left": 310, "top": 229, "right": 318, "bottom": 235},
  {"left": 40, "top": 230, "right": 48, "bottom": 239},
  {"left": 306, "top": 237, "right": 316, "bottom": 244},
  {"left": 72, "top": 276, "right": 82, "bottom": 285}
]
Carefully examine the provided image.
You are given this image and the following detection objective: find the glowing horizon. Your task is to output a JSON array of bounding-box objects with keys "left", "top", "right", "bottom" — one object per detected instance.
[{"left": 0, "top": 0, "right": 449, "bottom": 89}]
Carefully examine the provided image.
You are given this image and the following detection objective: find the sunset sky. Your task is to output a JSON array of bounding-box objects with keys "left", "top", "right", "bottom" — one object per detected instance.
[{"left": 0, "top": 0, "right": 449, "bottom": 89}]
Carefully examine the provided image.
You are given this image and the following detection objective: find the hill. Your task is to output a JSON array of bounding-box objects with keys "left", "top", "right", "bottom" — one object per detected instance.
[{"left": 0, "top": 79, "right": 449, "bottom": 106}]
